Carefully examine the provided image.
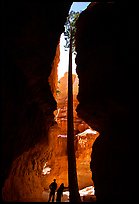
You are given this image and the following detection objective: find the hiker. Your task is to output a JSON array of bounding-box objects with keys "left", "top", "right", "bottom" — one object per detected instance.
[
  {"left": 48, "top": 179, "right": 57, "bottom": 202},
  {"left": 56, "top": 183, "right": 66, "bottom": 202}
]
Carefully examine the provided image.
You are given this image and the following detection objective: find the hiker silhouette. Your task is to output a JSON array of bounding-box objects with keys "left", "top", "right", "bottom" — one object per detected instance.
[
  {"left": 48, "top": 179, "right": 57, "bottom": 202},
  {"left": 56, "top": 183, "right": 65, "bottom": 202}
]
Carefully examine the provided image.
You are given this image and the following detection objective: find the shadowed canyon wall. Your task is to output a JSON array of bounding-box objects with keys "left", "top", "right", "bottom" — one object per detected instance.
[
  {"left": 2, "top": 0, "right": 72, "bottom": 201},
  {"left": 75, "top": 2, "right": 137, "bottom": 202}
]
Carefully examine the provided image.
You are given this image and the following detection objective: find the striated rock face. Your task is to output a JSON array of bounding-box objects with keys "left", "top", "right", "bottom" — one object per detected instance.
[
  {"left": 75, "top": 2, "right": 137, "bottom": 202},
  {"left": 48, "top": 42, "right": 60, "bottom": 99},
  {"left": 2, "top": 124, "right": 61, "bottom": 201},
  {"left": 55, "top": 72, "right": 87, "bottom": 134},
  {"left": 52, "top": 71, "right": 99, "bottom": 190}
]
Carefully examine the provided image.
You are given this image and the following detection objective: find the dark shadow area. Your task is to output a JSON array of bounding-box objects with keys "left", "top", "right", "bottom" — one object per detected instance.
[{"left": 75, "top": 2, "right": 137, "bottom": 203}]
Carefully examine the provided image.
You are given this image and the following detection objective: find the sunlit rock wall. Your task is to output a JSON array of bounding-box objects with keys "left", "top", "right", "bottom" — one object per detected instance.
[
  {"left": 75, "top": 2, "right": 137, "bottom": 202},
  {"left": 56, "top": 72, "right": 83, "bottom": 134},
  {"left": 48, "top": 43, "right": 60, "bottom": 99},
  {"left": 54, "top": 71, "right": 99, "bottom": 190},
  {"left": 2, "top": 0, "right": 72, "bottom": 201}
]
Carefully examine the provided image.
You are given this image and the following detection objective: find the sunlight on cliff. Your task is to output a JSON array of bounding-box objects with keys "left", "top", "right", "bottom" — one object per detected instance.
[
  {"left": 47, "top": 36, "right": 99, "bottom": 199},
  {"left": 42, "top": 162, "right": 51, "bottom": 175},
  {"left": 46, "top": 2, "right": 98, "bottom": 201}
]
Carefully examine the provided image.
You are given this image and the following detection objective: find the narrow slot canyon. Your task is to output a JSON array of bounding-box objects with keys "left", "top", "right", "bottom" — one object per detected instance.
[{"left": 2, "top": 1, "right": 137, "bottom": 202}]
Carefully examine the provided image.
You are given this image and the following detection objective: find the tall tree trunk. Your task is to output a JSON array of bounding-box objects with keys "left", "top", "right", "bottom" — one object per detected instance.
[{"left": 67, "top": 27, "right": 81, "bottom": 202}]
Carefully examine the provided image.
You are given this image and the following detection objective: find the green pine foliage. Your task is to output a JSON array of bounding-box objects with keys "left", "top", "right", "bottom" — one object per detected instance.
[{"left": 64, "top": 11, "right": 80, "bottom": 53}]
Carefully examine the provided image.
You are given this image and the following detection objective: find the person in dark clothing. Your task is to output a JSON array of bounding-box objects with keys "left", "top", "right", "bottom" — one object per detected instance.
[
  {"left": 56, "top": 183, "right": 65, "bottom": 202},
  {"left": 48, "top": 179, "right": 57, "bottom": 202}
]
